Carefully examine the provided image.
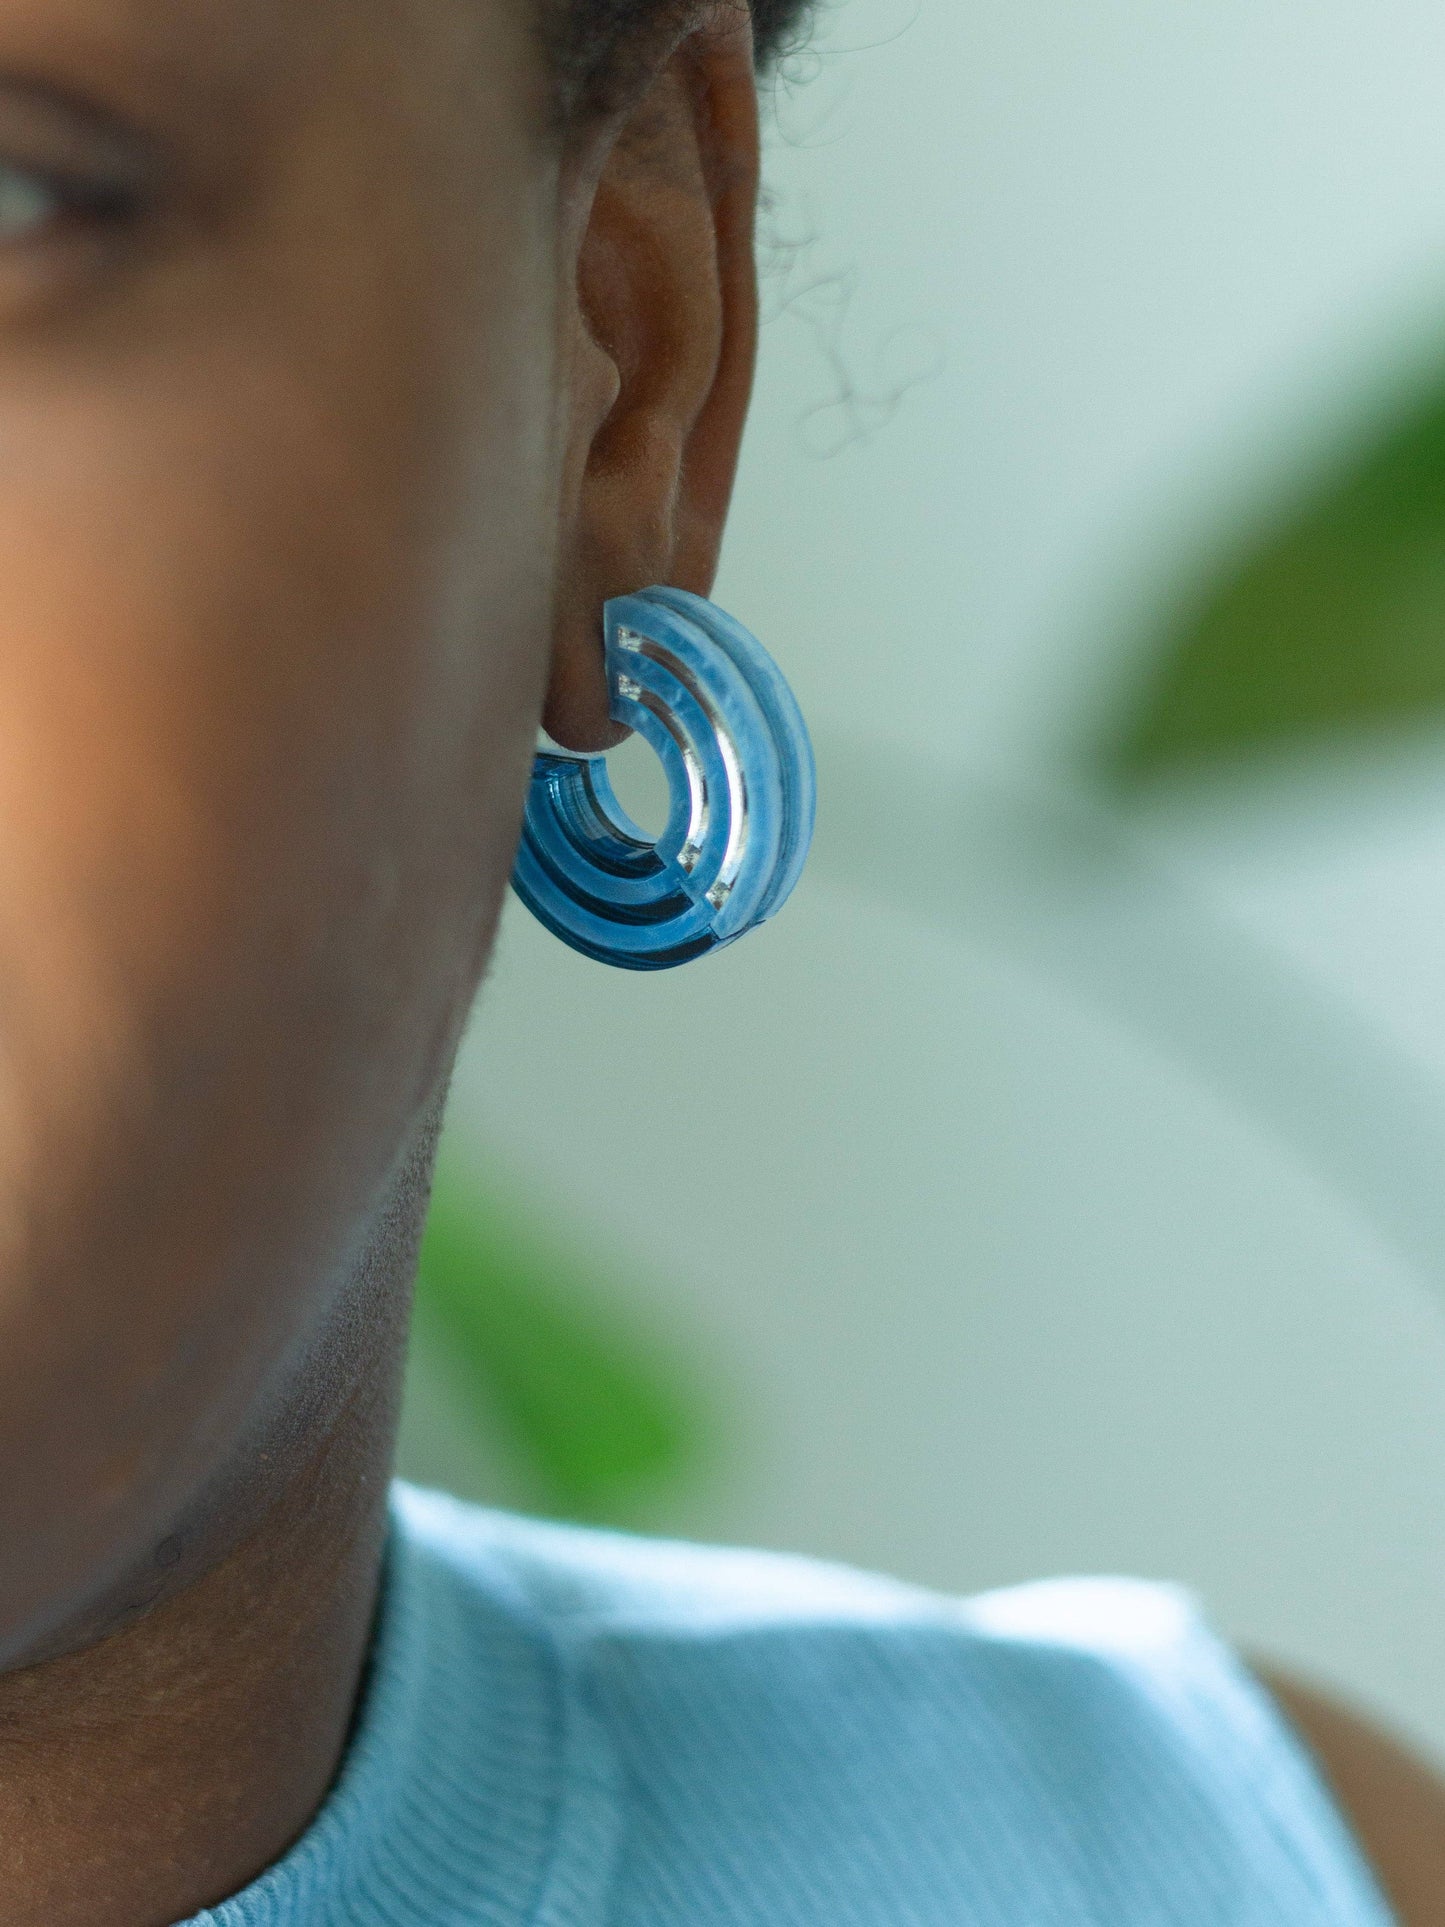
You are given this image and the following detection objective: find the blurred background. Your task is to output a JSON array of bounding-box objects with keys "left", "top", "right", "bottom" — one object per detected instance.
[{"left": 400, "top": 0, "right": 1445, "bottom": 1762}]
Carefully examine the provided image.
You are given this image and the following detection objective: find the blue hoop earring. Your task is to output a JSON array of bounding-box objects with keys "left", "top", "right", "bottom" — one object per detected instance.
[{"left": 511, "top": 588, "right": 816, "bottom": 971}]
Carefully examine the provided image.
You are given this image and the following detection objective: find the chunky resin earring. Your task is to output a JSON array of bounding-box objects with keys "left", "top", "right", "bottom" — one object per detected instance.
[{"left": 512, "top": 588, "right": 816, "bottom": 971}]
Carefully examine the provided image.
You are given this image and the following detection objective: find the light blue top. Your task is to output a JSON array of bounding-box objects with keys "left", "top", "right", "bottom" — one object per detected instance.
[{"left": 186, "top": 1482, "right": 1395, "bottom": 1926}]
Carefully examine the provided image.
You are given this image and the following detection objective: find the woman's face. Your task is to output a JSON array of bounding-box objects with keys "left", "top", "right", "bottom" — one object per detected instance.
[{"left": 0, "top": 0, "right": 573, "bottom": 1657}]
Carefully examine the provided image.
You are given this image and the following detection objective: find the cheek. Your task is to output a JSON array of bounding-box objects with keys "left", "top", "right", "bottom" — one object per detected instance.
[
  {"left": 0, "top": 341, "right": 542, "bottom": 1138},
  {"left": 0, "top": 187, "right": 560, "bottom": 1635}
]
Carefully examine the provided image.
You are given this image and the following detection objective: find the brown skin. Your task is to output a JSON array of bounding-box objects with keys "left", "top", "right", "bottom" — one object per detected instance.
[
  {"left": 0, "top": 0, "right": 758, "bottom": 1919},
  {"left": 0, "top": 3, "right": 1434, "bottom": 1924}
]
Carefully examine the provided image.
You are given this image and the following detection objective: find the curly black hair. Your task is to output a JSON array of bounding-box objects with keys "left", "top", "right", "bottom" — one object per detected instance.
[{"left": 547, "top": 0, "right": 816, "bottom": 122}]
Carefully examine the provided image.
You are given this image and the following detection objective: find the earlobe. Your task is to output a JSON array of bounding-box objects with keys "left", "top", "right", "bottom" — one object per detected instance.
[{"left": 545, "top": 10, "right": 761, "bottom": 753}]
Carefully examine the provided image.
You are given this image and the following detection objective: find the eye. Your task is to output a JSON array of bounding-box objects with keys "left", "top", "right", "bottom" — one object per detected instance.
[{"left": 0, "top": 163, "right": 60, "bottom": 244}]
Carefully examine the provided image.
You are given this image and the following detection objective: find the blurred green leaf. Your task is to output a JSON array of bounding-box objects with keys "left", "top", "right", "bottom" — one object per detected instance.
[
  {"left": 1103, "top": 359, "right": 1445, "bottom": 782},
  {"left": 414, "top": 1157, "right": 712, "bottom": 1523}
]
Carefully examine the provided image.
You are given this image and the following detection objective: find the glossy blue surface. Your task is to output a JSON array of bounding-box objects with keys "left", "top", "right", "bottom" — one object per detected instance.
[{"left": 512, "top": 588, "right": 816, "bottom": 970}]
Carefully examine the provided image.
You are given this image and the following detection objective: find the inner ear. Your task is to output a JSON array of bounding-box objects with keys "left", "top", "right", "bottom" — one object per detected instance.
[{"left": 543, "top": 13, "right": 760, "bottom": 753}]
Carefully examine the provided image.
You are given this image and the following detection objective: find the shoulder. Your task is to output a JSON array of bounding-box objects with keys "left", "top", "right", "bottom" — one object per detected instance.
[
  {"left": 1259, "top": 1668, "right": 1445, "bottom": 1927},
  {"left": 394, "top": 1479, "right": 933, "bottom": 1629},
  {"left": 393, "top": 1485, "right": 1396, "bottom": 1925}
]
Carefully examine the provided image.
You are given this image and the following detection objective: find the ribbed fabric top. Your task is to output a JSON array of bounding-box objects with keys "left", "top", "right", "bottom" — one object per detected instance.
[{"left": 184, "top": 1482, "right": 1396, "bottom": 1926}]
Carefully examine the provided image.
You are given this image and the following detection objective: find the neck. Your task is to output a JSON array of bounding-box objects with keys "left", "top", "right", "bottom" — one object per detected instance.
[{"left": 0, "top": 1121, "right": 435, "bottom": 1927}]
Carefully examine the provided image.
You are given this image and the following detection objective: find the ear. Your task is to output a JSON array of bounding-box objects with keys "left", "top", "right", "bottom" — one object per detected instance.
[{"left": 546, "top": 6, "right": 761, "bottom": 751}]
